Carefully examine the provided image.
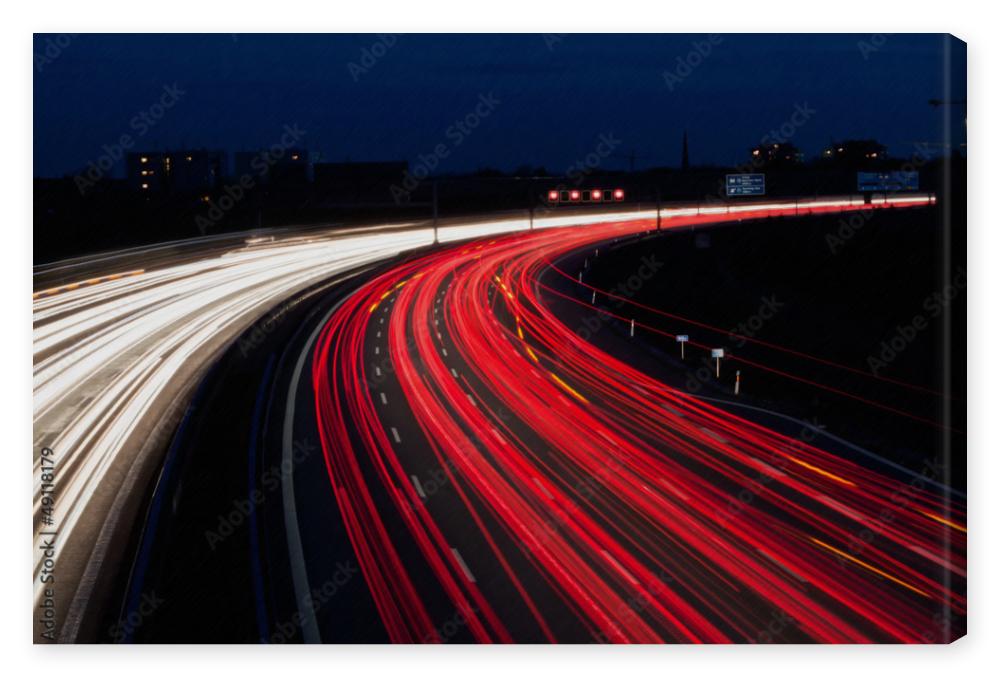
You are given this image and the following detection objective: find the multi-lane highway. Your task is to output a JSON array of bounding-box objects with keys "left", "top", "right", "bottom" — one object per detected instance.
[
  {"left": 308, "top": 199, "right": 964, "bottom": 642},
  {"left": 34, "top": 195, "right": 964, "bottom": 643}
]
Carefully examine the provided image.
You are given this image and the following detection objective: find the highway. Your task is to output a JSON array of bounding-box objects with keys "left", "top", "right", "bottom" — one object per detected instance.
[
  {"left": 32, "top": 214, "right": 628, "bottom": 641},
  {"left": 306, "top": 197, "right": 964, "bottom": 642},
  {"left": 33, "top": 195, "right": 964, "bottom": 643}
]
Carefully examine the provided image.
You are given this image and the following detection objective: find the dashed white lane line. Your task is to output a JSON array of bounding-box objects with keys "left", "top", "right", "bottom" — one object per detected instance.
[
  {"left": 533, "top": 477, "right": 554, "bottom": 499},
  {"left": 374, "top": 366, "right": 381, "bottom": 377},
  {"left": 411, "top": 475, "right": 427, "bottom": 500},
  {"left": 390, "top": 427, "right": 402, "bottom": 444},
  {"left": 491, "top": 428, "right": 507, "bottom": 445},
  {"left": 380, "top": 392, "right": 388, "bottom": 406},
  {"left": 466, "top": 394, "right": 476, "bottom": 406},
  {"left": 658, "top": 477, "right": 690, "bottom": 501},
  {"left": 376, "top": 330, "right": 381, "bottom": 338},
  {"left": 451, "top": 548, "right": 477, "bottom": 583},
  {"left": 450, "top": 368, "right": 459, "bottom": 378},
  {"left": 700, "top": 427, "right": 729, "bottom": 444},
  {"left": 375, "top": 345, "right": 380, "bottom": 355},
  {"left": 601, "top": 549, "right": 638, "bottom": 585},
  {"left": 441, "top": 347, "right": 448, "bottom": 357}
]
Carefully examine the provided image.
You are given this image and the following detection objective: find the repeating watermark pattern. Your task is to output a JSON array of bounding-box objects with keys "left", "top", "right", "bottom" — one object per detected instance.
[
  {"left": 194, "top": 123, "right": 306, "bottom": 235},
  {"left": 34, "top": 33, "right": 76, "bottom": 73},
  {"left": 705, "top": 102, "right": 815, "bottom": 203},
  {"left": 542, "top": 33, "right": 569, "bottom": 52},
  {"left": 865, "top": 267, "right": 966, "bottom": 377},
  {"left": 728, "top": 295, "right": 784, "bottom": 348},
  {"left": 662, "top": 35, "right": 724, "bottom": 92},
  {"left": 857, "top": 33, "right": 893, "bottom": 61},
  {"left": 204, "top": 436, "right": 319, "bottom": 550},
  {"left": 826, "top": 142, "right": 935, "bottom": 255},
  {"left": 568, "top": 133, "right": 622, "bottom": 185},
  {"left": 391, "top": 92, "right": 502, "bottom": 203},
  {"left": 74, "top": 83, "right": 186, "bottom": 195},
  {"left": 269, "top": 561, "right": 360, "bottom": 643},
  {"left": 108, "top": 591, "right": 165, "bottom": 642},
  {"left": 348, "top": 34, "right": 401, "bottom": 82},
  {"left": 574, "top": 253, "right": 664, "bottom": 344}
]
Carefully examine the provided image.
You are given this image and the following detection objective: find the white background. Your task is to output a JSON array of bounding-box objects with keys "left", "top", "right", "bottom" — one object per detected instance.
[{"left": 4, "top": 2, "right": 993, "bottom": 682}]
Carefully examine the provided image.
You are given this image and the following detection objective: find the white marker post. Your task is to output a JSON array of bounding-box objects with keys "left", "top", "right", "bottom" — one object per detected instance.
[
  {"left": 735, "top": 370, "right": 741, "bottom": 395},
  {"left": 711, "top": 348, "right": 725, "bottom": 378},
  {"left": 591, "top": 290, "right": 596, "bottom": 304},
  {"left": 630, "top": 319, "right": 635, "bottom": 337},
  {"left": 676, "top": 334, "right": 689, "bottom": 359}
]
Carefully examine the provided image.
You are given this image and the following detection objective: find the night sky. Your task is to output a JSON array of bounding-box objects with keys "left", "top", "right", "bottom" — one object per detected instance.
[{"left": 33, "top": 33, "right": 966, "bottom": 178}]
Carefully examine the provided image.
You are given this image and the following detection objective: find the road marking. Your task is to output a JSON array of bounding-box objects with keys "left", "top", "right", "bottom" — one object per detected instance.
[
  {"left": 376, "top": 330, "right": 381, "bottom": 338},
  {"left": 466, "top": 394, "right": 476, "bottom": 406},
  {"left": 491, "top": 428, "right": 507, "bottom": 445},
  {"left": 390, "top": 427, "right": 402, "bottom": 444},
  {"left": 450, "top": 368, "right": 458, "bottom": 378},
  {"left": 411, "top": 475, "right": 427, "bottom": 499},
  {"left": 380, "top": 392, "right": 388, "bottom": 406},
  {"left": 441, "top": 347, "right": 448, "bottom": 357},
  {"left": 451, "top": 548, "right": 476, "bottom": 583},
  {"left": 375, "top": 346, "right": 380, "bottom": 355},
  {"left": 601, "top": 549, "right": 638, "bottom": 585},
  {"left": 374, "top": 366, "right": 381, "bottom": 377},
  {"left": 533, "top": 477, "right": 554, "bottom": 499},
  {"left": 658, "top": 477, "right": 690, "bottom": 501},
  {"left": 700, "top": 427, "right": 729, "bottom": 444}
]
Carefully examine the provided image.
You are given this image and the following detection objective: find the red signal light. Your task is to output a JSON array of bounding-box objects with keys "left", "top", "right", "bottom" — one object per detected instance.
[
  {"left": 614, "top": 188, "right": 625, "bottom": 201},
  {"left": 548, "top": 190, "right": 559, "bottom": 202},
  {"left": 569, "top": 190, "right": 581, "bottom": 201},
  {"left": 591, "top": 189, "right": 602, "bottom": 201}
]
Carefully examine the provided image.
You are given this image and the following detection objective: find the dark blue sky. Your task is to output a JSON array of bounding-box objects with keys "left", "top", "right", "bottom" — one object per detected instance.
[{"left": 33, "top": 33, "right": 966, "bottom": 178}]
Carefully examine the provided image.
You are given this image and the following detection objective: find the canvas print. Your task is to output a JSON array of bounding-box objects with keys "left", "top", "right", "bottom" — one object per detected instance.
[{"left": 33, "top": 33, "right": 966, "bottom": 643}]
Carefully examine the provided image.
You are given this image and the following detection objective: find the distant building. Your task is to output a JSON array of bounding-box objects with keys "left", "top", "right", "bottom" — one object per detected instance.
[
  {"left": 749, "top": 142, "right": 803, "bottom": 166},
  {"left": 822, "top": 139, "right": 888, "bottom": 163},
  {"left": 126, "top": 149, "right": 225, "bottom": 194},
  {"left": 234, "top": 148, "right": 314, "bottom": 188},
  {"left": 313, "top": 161, "right": 409, "bottom": 203}
]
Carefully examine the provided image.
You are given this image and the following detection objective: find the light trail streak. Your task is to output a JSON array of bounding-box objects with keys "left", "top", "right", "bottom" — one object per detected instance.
[{"left": 311, "top": 194, "right": 964, "bottom": 643}]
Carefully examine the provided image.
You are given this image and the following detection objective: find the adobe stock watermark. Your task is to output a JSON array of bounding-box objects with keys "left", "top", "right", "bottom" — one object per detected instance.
[
  {"left": 728, "top": 295, "right": 784, "bottom": 348},
  {"left": 74, "top": 83, "right": 186, "bottom": 196},
  {"left": 543, "top": 33, "right": 569, "bottom": 52},
  {"left": 391, "top": 92, "right": 502, "bottom": 203},
  {"left": 706, "top": 102, "right": 815, "bottom": 203},
  {"left": 203, "top": 435, "right": 318, "bottom": 550},
  {"left": 269, "top": 561, "right": 360, "bottom": 643},
  {"left": 663, "top": 34, "right": 723, "bottom": 92},
  {"left": 825, "top": 142, "right": 935, "bottom": 255},
  {"left": 574, "top": 253, "right": 664, "bottom": 344},
  {"left": 348, "top": 34, "right": 401, "bottom": 82},
  {"left": 857, "top": 33, "right": 893, "bottom": 61},
  {"left": 864, "top": 267, "right": 966, "bottom": 377},
  {"left": 34, "top": 33, "right": 76, "bottom": 73},
  {"left": 194, "top": 123, "right": 306, "bottom": 235}
]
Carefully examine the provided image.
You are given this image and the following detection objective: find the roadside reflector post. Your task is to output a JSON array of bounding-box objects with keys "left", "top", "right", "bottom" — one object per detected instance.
[
  {"left": 676, "top": 334, "right": 689, "bottom": 359},
  {"left": 578, "top": 271, "right": 583, "bottom": 282},
  {"left": 630, "top": 319, "right": 635, "bottom": 337},
  {"left": 656, "top": 189, "right": 662, "bottom": 231},
  {"left": 591, "top": 290, "right": 596, "bottom": 304},
  {"left": 432, "top": 179, "right": 439, "bottom": 245},
  {"left": 711, "top": 348, "right": 725, "bottom": 378},
  {"left": 735, "top": 369, "right": 741, "bottom": 395}
]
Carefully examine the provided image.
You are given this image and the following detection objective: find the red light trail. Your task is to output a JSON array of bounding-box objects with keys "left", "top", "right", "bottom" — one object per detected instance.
[{"left": 311, "top": 199, "right": 964, "bottom": 643}]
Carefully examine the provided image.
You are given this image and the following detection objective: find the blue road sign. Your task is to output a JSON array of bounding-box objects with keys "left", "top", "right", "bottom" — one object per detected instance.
[
  {"left": 726, "top": 173, "right": 766, "bottom": 197},
  {"left": 857, "top": 171, "right": 919, "bottom": 192}
]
